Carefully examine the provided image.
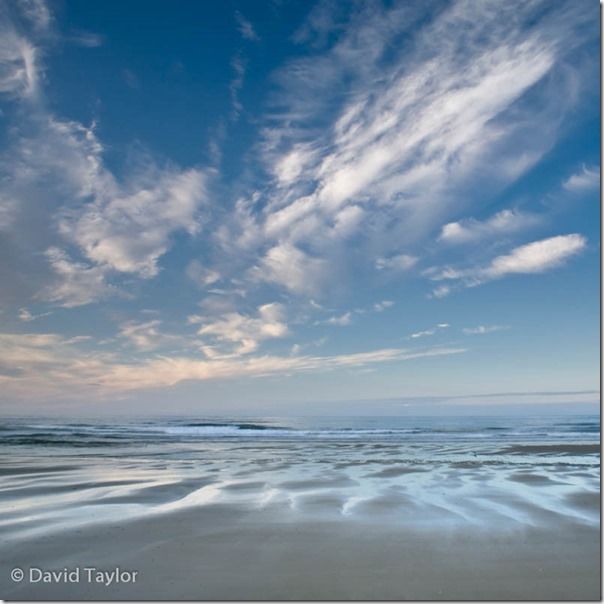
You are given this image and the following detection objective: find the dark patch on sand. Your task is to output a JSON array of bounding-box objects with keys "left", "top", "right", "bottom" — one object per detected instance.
[
  {"left": 279, "top": 476, "right": 357, "bottom": 490},
  {"left": 566, "top": 491, "right": 600, "bottom": 513},
  {"left": 366, "top": 466, "right": 429, "bottom": 478},
  {"left": 508, "top": 473, "right": 558, "bottom": 485},
  {"left": 352, "top": 492, "right": 412, "bottom": 514},
  {"left": 295, "top": 493, "right": 349, "bottom": 511},
  {"left": 221, "top": 481, "right": 267, "bottom": 491},
  {"left": 0, "top": 479, "right": 148, "bottom": 499},
  {"left": 0, "top": 465, "right": 79, "bottom": 476},
  {"left": 503, "top": 444, "right": 600, "bottom": 455}
]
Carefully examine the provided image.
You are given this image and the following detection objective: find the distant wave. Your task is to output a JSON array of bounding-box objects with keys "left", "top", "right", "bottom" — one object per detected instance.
[{"left": 181, "top": 422, "right": 293, "bottom": 431}]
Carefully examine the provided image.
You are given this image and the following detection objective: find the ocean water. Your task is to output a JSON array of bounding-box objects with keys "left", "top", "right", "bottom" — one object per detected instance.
[
  {"left": 1, "top": 414, "right": 600, "bottom": 444},
  {"left": 0, "top": 414, "right": 599, "bottom": 541}
]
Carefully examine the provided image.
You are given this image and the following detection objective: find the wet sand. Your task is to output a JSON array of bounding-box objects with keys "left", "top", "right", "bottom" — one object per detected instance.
[
  {"left": 0, "top": 502, "right": 599, "bottom": 600},
  {"left": 0, "top": 436, "right": 600, "bottom": 600}
]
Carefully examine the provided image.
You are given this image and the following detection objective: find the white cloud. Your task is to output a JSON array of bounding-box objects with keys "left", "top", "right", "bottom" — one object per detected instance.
[
  {"left": 186, "top": 260, "right": 220, "bottom": 287},
  {"left": 18, "top": 307, "right": 51, "bottom": 322},
  {"left": 373, "top": 300, "right": 394, "bottom": 312},
  {"left": 0, "top": 332, "right": 70, "bottom": 366},
  {"left": 12, "top": 116, "right": 208, "bottom": 303},
  {"left": 430, "top": 285, "right": 451, "bottom": 299},
  {"left": 439, "top": 209, "right": 541, "bottom": 244},
  {"left": 375, "top": 254, "right": 418, "bottom": 272},
  {"left": 102, "top": 346, "right": 465, "bottom": 392},
  {"left": 482, "top": 234, "right": 586, "bottom": 279},
  {"left": 324, "top": 312, "right": 352, "bottom": 326},
  {"left": 117, "top": 320, "right": 178, "bottom": 351},
  {"left": 39, "top": 247, "right": 113, "bottom": 308},
  {"left": 563, "top": 165, "right": 599, "bottom": 193},
  {"left": 229, "top": 55, "right": 245, "bottom": 120},
  {"left": 0, "top": 1, "right": 211, "bottom": 308},
  {"left": 428, "top": 234, "right": 587, "bottom": 291},
  {"left": 17, "top": 0, "right": 51, "bottom": 31},
  {"left": 0, "top": 331, "right": 465, "bottom": 399},
  {"left": 252, "top": 242, "right": 328, "bottom": 295},
  {"left": 0, "top": 30, "right": 38, "bottom": 98},
  {"left": 235, "top": 11, "right": 259, "bottom": 41},
  {"left": 0, "top": 193, "right": 17, "bottom": 230},
  {"left": 121, "top": 68, "right": 139, "bottom": 89},
  {"left": 274, "top": 145, "right": 318, "bottom": 186},
  {"left": 60, "top": 163, "right": 208, "bottom": 278},
  {"left": 409, "top": 323, "right": 449, "bottom": 339},
  {"left": 462, "top": 325, "right": 509, "bottom": 335},
  {"left": 68, "top": 30, "right": 104, "bottom": 48},
  {"left": 202, "top": 1, "right": 596, "bottom": 305},
  {"left": 191, "top": 303, "right": 289, "bottom": 356},
  {"left": 410, "top": 329, "right": 435, "bottom": 339},
  {"left": 227, "top": 0, "right": 595, "bottom": 302},
  {"left": 0, "top": 1, "right": 51, "bottom": 100}
]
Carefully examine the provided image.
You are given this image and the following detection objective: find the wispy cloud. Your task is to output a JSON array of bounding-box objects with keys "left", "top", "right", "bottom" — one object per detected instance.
[
  {"left": 375, "top": 255, "right": 418, "bottom": 272},
  {"left": 40, "top": 247, "right": 114, "bottom": 308},
  {"left": 563, "top": 164, "right": 599, "bottom": 193},
  {"left": 250, "top": 242, "right": 328, "bottom": 296},
  {"left": 462, "top": 325, "right": 509, "bottom": 335},
  {"left": 409, "top": 323, "right": 449, "bottom": 339},
  {"left": 430, "top": 286, "right": 451, "bottom": 300},
  {"left": 189, "top": 303, "right": 288, "bottom": 356},
  {"left": 439, "top": 209, "right": 541, "bottom": 245},
  {"left": 2, "top": 114, "right": 210, "bottom": 306},
  {"left": 58, "top": 159, "right": 209, "bottom": 279},
  {"left": 186, "top": 260, "right": 220, "bottom": 287},
  {"left": 0, "top": 26, "right": 38, "bottom": 99},
  {"left": 373, "top": 300, "right": 394, "bottom": 313},
  {"left": 68, "top": 30, "right": 104, "bottom": 48},
  {"left": 212, "top": 0, "right": 595, "bottom": 301},
  {"left": 229, "top": 54, "right": 246, "bottom": 120},
  {"left": 0, "top": 2, "right": 219, "bottom": 311},
  {"left": 323, "top": 312, "right": 352, "bottom": 326},
  {"left": 117, "top": 320, "right": 183, "bottom": 351},
  {"left": 427, "top": 234, "right": 586, "bottom": 295},
  {"left": 235, "top": 11, "right": 259, "bottom": 42},
  {"left": 18, "top": 307, "right": 52, "bottom": 322},
  {"left": 121, "top": 68, "right": 140, "bottom": 89},
  {"left": 17, "top": 0, "right": 51, "bottom": 31},
  {"left": 0, "top": 331, "right": 465, "bottom": 399}
]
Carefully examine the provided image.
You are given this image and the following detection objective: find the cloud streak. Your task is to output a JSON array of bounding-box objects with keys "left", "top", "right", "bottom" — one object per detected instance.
[
  {"left": 439, "top": 210, "right": 541, "bottom": 245},
  {"left": 0, "top": 331, "right": 465, "bottom": 400},
  {"left": 563, "top": 165, "right": 599, "bottom": 193},
  {"left": 409, "top": 323, "right": 450, "bottom": 339},
  {"left": 428, "top": 234, "right": 586, "bottom": 295},
  {"left": 462, "top": 325, "right": 509, "bottom": 335},
  {"left": 235, "top": 11, "right": 259, "bottom": 42}
]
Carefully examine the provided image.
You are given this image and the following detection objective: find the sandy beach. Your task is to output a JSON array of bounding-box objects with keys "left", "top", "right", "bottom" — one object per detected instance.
[
  {"left": 1, "top": 502, "right": 599, "bottom": 600},
  {"left": 0, "top": 417, "right": 600, "bottom": 600}
]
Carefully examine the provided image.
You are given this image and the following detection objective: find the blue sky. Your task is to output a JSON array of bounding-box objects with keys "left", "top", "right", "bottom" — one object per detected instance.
[{"left": 0, "top": 0, "right": 599, "bottom": 415}]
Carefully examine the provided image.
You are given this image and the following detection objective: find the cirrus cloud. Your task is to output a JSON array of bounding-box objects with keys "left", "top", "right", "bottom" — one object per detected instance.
[{"left": 427, "top": 234, "right": 587, "bottom": 296}]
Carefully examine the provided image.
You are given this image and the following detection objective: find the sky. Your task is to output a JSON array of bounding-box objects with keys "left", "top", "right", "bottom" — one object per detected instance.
[{"left": 0, "top": 0, "right": 599, "bottom": 416}]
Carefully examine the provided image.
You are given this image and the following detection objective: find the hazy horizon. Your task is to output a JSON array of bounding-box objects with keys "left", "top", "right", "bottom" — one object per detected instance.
[{"left": 0, "top": 390, "right": 598, "bottom": 418}]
